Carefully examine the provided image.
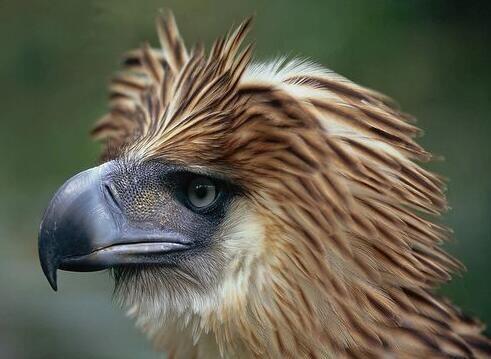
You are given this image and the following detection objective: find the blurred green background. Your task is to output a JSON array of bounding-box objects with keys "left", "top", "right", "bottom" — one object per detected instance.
[{"left": 0, "top": 1, "right": 489, "bottom": 358}]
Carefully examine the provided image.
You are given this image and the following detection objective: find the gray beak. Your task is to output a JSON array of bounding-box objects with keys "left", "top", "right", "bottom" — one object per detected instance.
[{"left": 38, "top": 161, "right": 191, "bottom": 291}]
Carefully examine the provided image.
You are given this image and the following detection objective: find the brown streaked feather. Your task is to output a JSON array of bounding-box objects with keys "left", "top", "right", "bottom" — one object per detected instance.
[
  {"left": 92, "top": 12, "right": 491, "bottom": 358},
  {"left": 156, "top": 11, "right": 188, "bottom": 72}
]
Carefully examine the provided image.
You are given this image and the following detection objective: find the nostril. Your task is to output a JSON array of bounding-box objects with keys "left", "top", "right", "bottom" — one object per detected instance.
[{"left": 103, "top": 182, "right": 122, "bottom": 212}]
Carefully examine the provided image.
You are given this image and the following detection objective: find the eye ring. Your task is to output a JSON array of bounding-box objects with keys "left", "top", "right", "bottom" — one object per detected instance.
[{"left": 187, "top": 177, "right": 217, "bottom": 209}]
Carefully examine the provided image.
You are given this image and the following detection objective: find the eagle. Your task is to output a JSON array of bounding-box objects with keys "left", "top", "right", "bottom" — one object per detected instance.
[{"left": 38, "top": 11, "right": 491, "bottom": 358}]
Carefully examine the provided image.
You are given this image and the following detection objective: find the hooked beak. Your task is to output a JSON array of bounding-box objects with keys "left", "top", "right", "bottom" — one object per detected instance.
[{"left": 38, "top": 161, "right": 191, "bottom": 291}]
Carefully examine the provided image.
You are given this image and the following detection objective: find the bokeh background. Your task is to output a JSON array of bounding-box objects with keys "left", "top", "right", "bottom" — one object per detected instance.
[{"left": 0, "top": 1, "right": 489, "bottom": 358}]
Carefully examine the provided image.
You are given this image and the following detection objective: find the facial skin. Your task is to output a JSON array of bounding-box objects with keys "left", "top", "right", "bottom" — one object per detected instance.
[
  {"left": 107, "top": 160, "right": 259, "bottom": 323},
  {"left": 109, "top": 159, "right": 236, "bottom": 297}
]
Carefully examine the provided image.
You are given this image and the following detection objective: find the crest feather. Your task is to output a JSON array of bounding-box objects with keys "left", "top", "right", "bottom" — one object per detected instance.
[{"left": 91, "top": 13, "right": 491, "bottom": 358}]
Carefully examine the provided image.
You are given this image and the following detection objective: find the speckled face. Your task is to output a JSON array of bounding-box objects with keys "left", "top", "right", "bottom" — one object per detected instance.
[
  {"left": 105, "top": 159, "right": 245, "bottom": 297},
  {"left": 110, "top": 160, "right": 237, "bottom": 255}
]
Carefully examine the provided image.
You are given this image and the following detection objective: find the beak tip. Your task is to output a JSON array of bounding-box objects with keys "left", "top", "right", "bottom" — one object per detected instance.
[
  {"left": 39, "top": 249, "right": 59, "bottom": 291},
  {"left": 48, "top": 273, "right": 58, "bottom": 291},
  {"left": 43, "top": 265, "right": 58, "bottom": 291}
]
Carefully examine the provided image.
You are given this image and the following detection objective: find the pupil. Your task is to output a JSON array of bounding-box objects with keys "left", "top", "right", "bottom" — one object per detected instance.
[{"left": 195, "top": 185, "right": 208, "bottom": 199}]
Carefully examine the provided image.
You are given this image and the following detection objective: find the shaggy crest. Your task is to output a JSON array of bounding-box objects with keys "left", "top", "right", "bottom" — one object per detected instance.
[{"left": 91, "top": 11, "right": 491, "bottom": 358}]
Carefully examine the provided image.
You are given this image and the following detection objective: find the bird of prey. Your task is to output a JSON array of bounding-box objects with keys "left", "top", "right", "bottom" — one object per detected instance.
[{"left": 38, "top": 11, "right": 491, "bottom": 358}]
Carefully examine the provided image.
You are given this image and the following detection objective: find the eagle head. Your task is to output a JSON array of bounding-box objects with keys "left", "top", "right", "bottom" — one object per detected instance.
[{"left": 38, "top": 12, "right": 491, "bottom": 358}]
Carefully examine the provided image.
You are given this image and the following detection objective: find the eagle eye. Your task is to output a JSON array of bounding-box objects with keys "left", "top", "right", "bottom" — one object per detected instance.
[{"left": 187, "top": 177, "right": 217, "bottom": 209}]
